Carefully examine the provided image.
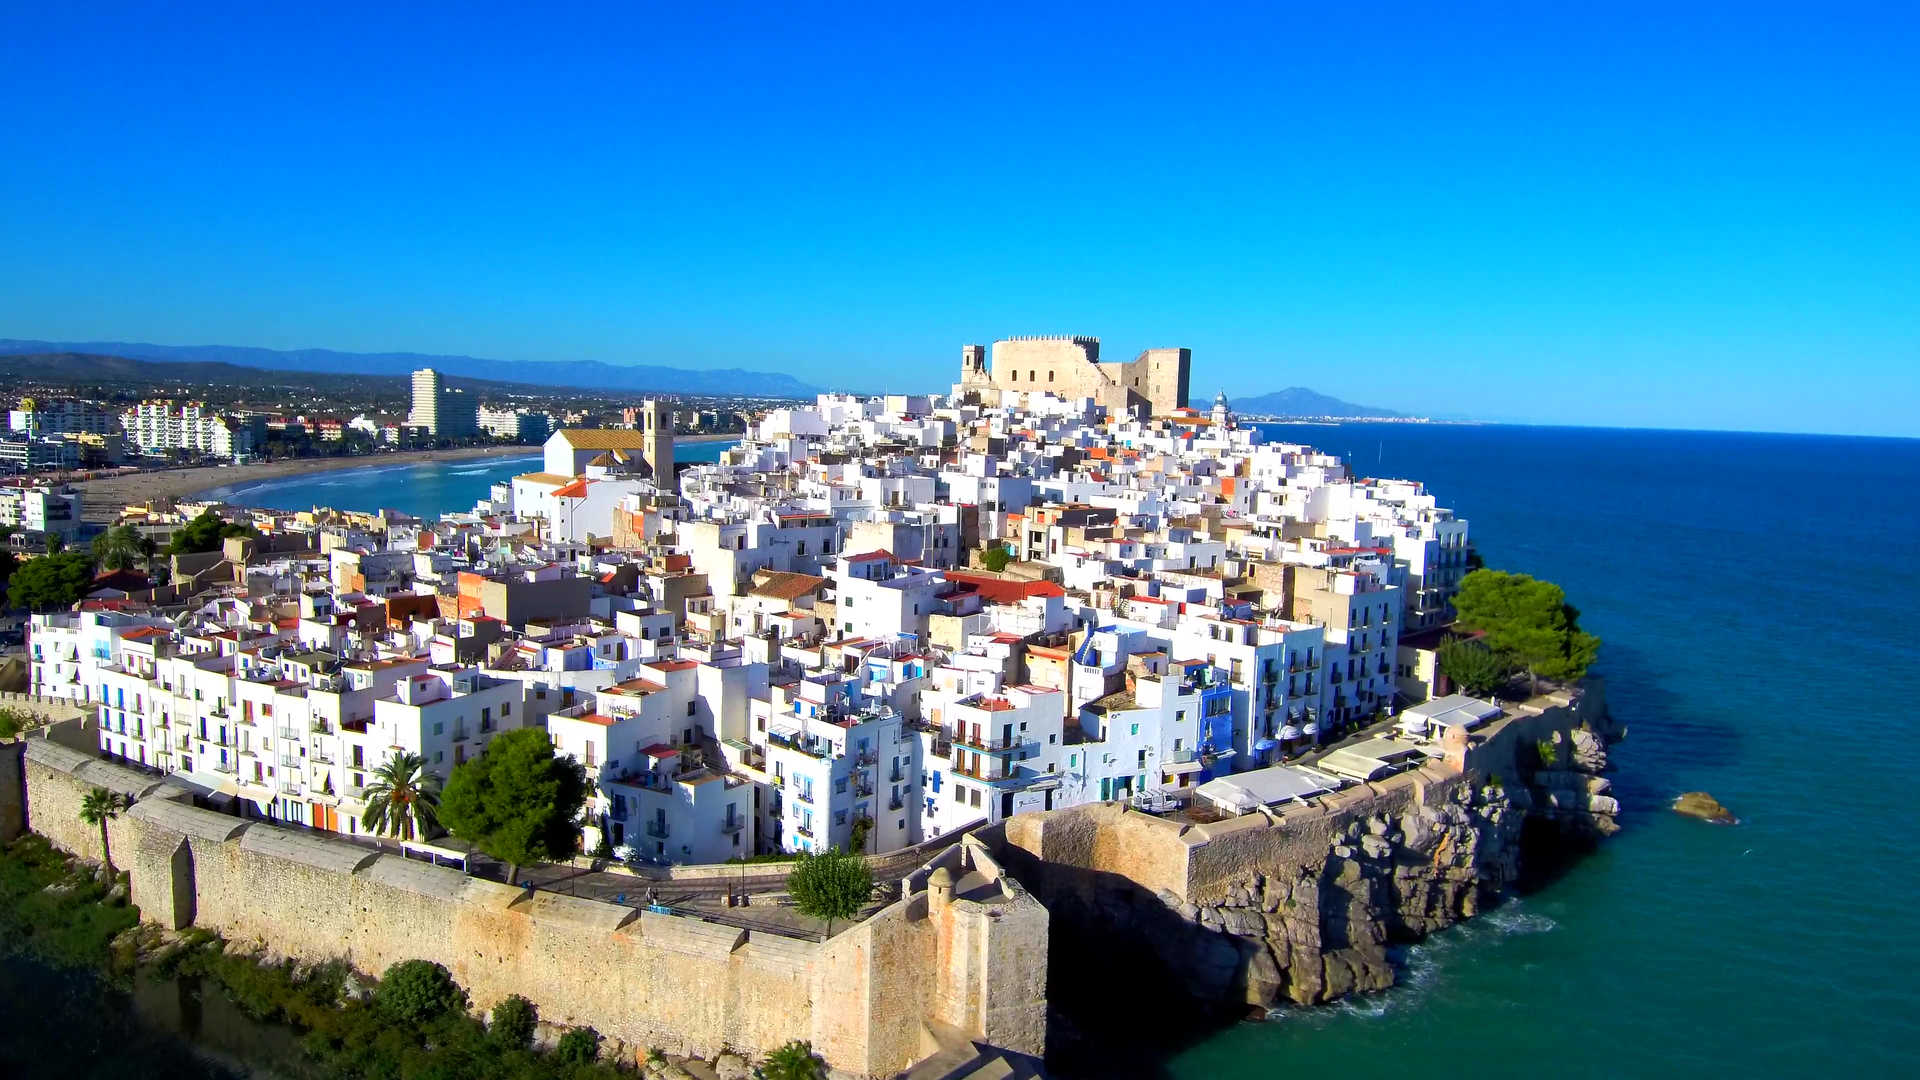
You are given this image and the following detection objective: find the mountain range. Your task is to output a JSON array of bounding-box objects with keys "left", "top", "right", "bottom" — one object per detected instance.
[
  {"left": 1230, "top": 387, "right": 1404, "bottom": 418},
  {"left": 0, "top": 339, "right": 822, "bottom": 399}
]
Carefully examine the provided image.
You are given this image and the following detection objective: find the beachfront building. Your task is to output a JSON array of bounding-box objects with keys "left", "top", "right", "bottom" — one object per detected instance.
[
  {"left": 409, "top": 368, "right": 478, "bottom": 439},
  {"left": 120, "top": 400, "right": 258, "bottom": 462}
]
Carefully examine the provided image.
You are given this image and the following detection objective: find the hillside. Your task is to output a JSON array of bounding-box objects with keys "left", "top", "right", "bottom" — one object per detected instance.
[
  {"left": 0, "top": 352, "right": 548, "bottom": 399},
  {"left": 0, "top": 338, "right": 821, "bottom": 399},
  {"left": 1233, "top": 387, "right": 1405, "bottom": 419}
]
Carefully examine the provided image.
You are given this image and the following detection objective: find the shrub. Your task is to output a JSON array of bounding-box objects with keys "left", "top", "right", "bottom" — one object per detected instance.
[
  {"left": 375, "top": 959, "right": 469, "bottom": 1025},
  {"left": 1536, "top": 738, "right": 1560, "bottom": 768},
  {"left": 490, "top": 993, "right": 538, "bottom": 1049},
  {"left": 555, "top": 1025, "right": 601, "bottom": 1065},
  {"left": 762, "top": 1040, "right": 827, "bottom": 1080}
]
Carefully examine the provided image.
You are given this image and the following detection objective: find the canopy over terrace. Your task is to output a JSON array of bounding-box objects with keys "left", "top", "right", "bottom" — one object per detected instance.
[{"left": 1193, "top": 763, "right": 1341, "bottom": 815}]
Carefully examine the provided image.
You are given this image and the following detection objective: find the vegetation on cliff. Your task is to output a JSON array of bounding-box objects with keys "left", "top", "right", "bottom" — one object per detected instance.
[
  {"left": 1448, "top": 569, "right": 1602, "bottom": 692},
  {"left": 0, "top": 835, "right": 139, "bottom": 971}
]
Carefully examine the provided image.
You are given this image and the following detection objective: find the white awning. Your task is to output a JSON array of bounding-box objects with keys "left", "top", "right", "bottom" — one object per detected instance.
[{"left": 1163, "top": 760, "right": 1205, "bottom": 775}]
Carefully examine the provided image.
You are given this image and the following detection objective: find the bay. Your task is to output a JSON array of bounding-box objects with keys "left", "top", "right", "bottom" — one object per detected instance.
[{"left": 190, "top": 439, "right": 736, "bottom": 520}]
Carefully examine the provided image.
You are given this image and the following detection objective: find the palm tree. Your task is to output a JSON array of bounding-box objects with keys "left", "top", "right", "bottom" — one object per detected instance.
[
  {"left": 78, "top": 787, "right": 129, "bottom": 873},
  {"left": 92, "top": 525, "right": 146, "bottom": 572},
  {"left": 361, "top": 751, "right": 441, "bottom": 842}
]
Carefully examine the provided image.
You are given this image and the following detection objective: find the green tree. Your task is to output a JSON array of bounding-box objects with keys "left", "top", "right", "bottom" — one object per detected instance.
[
  {"left": 439, "top": 727, "right": 589, "bottom": 886},
  {"left": 91, "top": 525, "right": 155, "bottom": 573},
  {"left": 360, "top": 751, "right": 441, "bottom": 841},
  {"left": 1451, "top": 570, "right": 1602, "bottom": 692},
  {"left": 488, "top": 993, "right": 537, "bottom": 1049},
  {"left": 8, "top": 551, "right": 96, "bottom": 611},
  {"left": 374, "top": 959, "right": 468, "bottom": 1025},
  {"left": 1436, "top": 636, "right": 1513, "bottom": 699},
  {"left": 978, "top": 545, "right": 1011, "bottom": 573},
  {"left": 785, "top": 847, "right": 871, "bottom": 937},
  {"left": 760, "top": 1040, "right": 827, "bottom": 1080},
  {"left": 166, "top": 509, "right": 258, "bottom": 556},
  {"left": 78, "top": 787, "right": 129, "bottom": 873},
  {"left": 554, "top": 1026, "right": 600, "bottom": 1065}
]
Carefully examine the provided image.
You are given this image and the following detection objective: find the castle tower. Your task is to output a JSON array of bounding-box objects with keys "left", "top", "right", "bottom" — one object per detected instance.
[
  {"left": 960, "top": 344, "right": 988, "bottom": 386},
  {"left": 641, "top": 399, "right": 675, "bottom": 485}
]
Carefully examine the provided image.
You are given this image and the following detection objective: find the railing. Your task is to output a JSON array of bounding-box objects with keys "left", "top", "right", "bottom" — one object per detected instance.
[
  {"left": 719, "top": 818, "right": 745, "bottom": 834},
  {"left": 888, "top": 795, "right": 904, "bottom": 812},
  {"left": 646, "top": 821, "right": 670, "bottom": 839},
  {"left": 794, "top": 788, "right": 814, "bottom": 805},
  {"left": 952, "top": 732, "right": 1024, "bottom": 753}
]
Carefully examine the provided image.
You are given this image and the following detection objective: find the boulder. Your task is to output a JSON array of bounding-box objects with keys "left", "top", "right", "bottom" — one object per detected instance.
[
  {"left": 1672, "top": 791, "right": 1736, "bottom": 824},
  {"left": 713, "top": 1051, "right": 751, "bottom": 1080}
]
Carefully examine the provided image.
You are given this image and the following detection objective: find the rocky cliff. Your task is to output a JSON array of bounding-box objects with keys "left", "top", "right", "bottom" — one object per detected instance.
[{"left": 996, "top": 681, "right": 1621, "bottom": 1031}]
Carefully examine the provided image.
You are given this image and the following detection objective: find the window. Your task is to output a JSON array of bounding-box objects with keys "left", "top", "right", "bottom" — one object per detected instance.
[
  {"left": 1130, "top": 723, "right": 1139, "bottom": 736},
  {"left": 686, "top": 701, "right": 696, "bottom": 717}
]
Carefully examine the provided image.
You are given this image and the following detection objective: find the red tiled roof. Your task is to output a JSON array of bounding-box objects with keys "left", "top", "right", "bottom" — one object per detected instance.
[{"left": 845, "top": 550, "right": 894, "bottom": 563}]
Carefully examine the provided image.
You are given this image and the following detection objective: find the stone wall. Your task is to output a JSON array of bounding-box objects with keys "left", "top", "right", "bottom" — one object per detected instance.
[
  {"left": 994, "top": 680, "right": 1619, "bottom": 1013},
  {"left": 11, "top": 738, "right": 1049, "bottom": 1078}
]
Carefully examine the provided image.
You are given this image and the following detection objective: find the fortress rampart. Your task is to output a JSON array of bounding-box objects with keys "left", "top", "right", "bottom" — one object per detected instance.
[
  {"left": 4, "top": 739, "right": 1047, "bottom": 1078},
  {"left": 989, "top": 681, "right": 1618, "bottom": 1010}
]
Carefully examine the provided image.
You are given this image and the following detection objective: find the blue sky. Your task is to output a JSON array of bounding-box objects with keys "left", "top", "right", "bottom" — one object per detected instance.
[{"left": 2, "top": 3, "right": 1915, "bottom": 436}]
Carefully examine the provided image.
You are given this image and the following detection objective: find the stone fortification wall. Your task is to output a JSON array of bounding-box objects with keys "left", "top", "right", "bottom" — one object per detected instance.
[
  {"left": 13, "top": 739, "right": 1048, "bottom": 1078},
  {"left": 995, "top": 680, "right": 1618, "bottom": 1011}
]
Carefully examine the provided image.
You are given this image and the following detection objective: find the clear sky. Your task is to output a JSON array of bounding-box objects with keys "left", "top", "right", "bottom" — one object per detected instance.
[{"left": 3, "top": 3, "right": 1915, "bottom": 436}]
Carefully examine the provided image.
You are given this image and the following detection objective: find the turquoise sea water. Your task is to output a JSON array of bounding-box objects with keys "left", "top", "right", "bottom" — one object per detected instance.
[
  {"left": 1162, "top": 424, "right": 1920, "bottom": 1079},
  {"left": 191, "top": 439, "right": 735, "bottom": 518}
]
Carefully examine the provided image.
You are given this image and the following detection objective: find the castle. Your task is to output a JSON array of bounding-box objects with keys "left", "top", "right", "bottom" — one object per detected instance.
[{"left": 956, "top": 336, "right": 1191, "bottom": 417}]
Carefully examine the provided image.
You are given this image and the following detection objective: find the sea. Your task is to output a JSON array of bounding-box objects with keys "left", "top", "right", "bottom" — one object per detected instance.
[{"left": 7, "top": 424, "right": 1915, "bottom": 1078}]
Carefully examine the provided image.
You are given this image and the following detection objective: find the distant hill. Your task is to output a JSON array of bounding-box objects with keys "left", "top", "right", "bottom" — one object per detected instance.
[
  {"left": 0, "top": 338, "right": 822, "bottom": 400},
  {"left": 1233, "top": 387, "right": 1405, "bottom": 419},
  {"left": 0, "top": 351, "right": 552, "bottom": 399}
]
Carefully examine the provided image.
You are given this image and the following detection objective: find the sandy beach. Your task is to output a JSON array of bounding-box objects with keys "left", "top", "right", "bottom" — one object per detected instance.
[{"left": 68, "top": 444, "right": 534, "bottom": 523}]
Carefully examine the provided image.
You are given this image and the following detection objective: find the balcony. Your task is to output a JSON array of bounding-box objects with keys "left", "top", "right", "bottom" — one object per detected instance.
[
  {"left": 794, "top": 788, "right": 814, "bottom": 806},
  {"left": 888, "top": 795, "right": 904, "bottom": 812},
  {"left": 952, "top": 732, "right": 1025, "bottom": 754},
  {"left": 854, "top": 749, "right": 877, "bottom": 767},
  {"left": 311, "top": 720, "right": 332, "bottom": 735},
  {"left": 646, "top": 821, "right": 670, "bottom": 839},
  {"left": 719, "top": 818, "right": 746, "bottom": 834},
  {"left": 793, "top": 825, "right": 814, "bottom": 840}
]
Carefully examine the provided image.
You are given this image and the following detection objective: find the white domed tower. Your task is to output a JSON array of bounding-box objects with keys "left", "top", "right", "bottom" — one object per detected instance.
[{"left": 1211, "top": 389, "right": 1233, "bottom": 430}]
